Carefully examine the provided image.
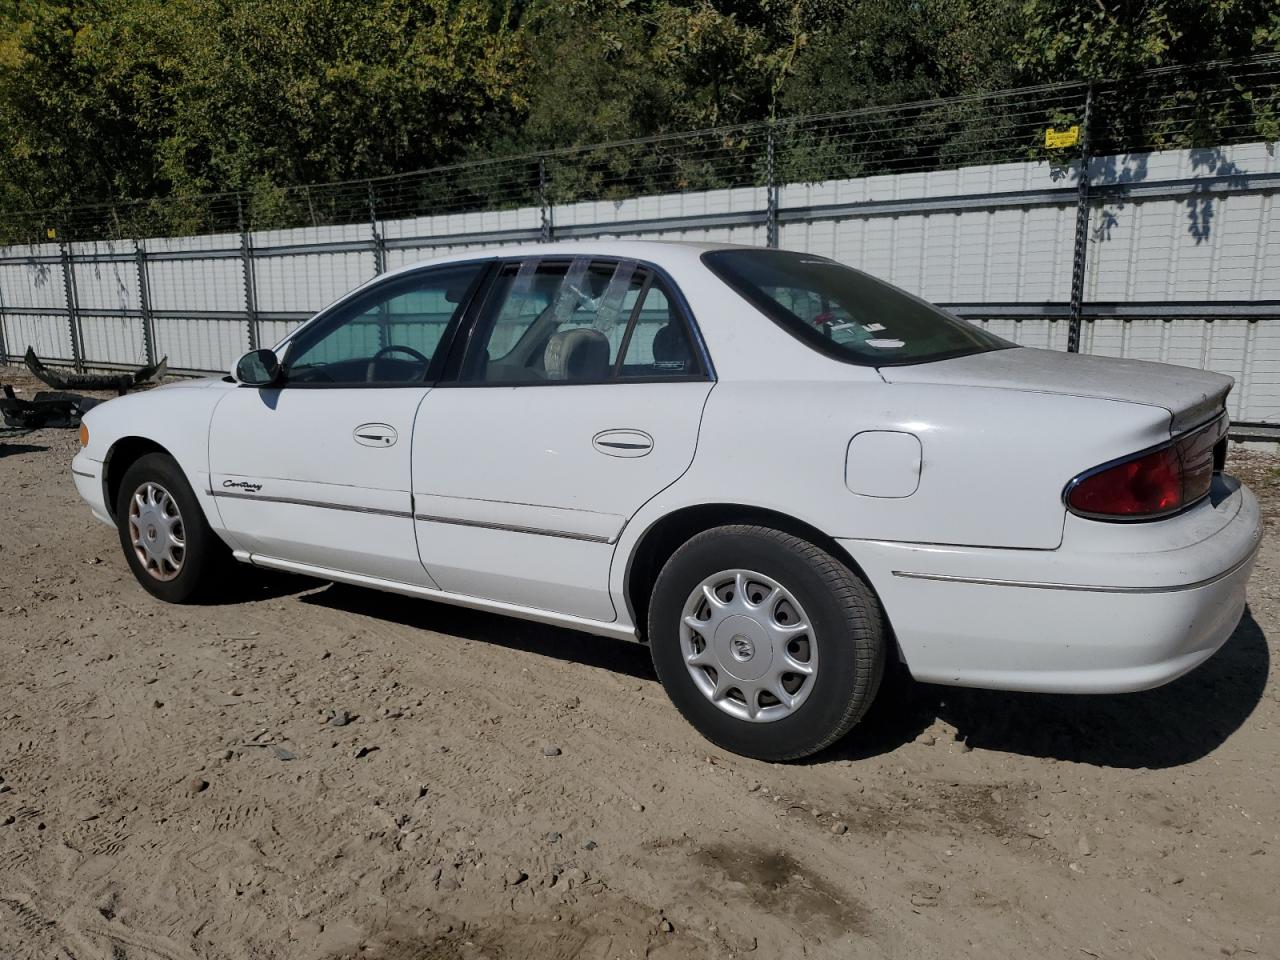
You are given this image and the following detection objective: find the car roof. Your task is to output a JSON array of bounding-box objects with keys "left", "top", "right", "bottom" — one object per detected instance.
[{"left": 376, "top": 239, "right": 755, "bottom": 282}]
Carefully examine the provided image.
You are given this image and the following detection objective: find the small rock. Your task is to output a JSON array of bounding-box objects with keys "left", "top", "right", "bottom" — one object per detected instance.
[
  {"left": 273, "top": 746, "right": 296, "bottom": 761},
  {"left": 320, "top": 651, "right": 331, "bottom": 660},
  {"left": 152, "top": 699, "right": 164, "bottom": 709},
  {"left": 1, "top": 815, "right": 14, "bottom": 826},
  {"left": 505, "top": 868, "right": 527, "bottom": 886},
  {"left": 1077, "top": 835, "right": 1092, "bottom": 856},
  {"left": 228, "top": 688, "right": 243, "bottom": 697},
  {"left": 0, "top": 784, "right": 10, "bottom": 795},
  {"left": 990, "top": 789, "right": 1005, "bottom": 804},
  {"left": 914, "top": 733, "right": 936, "bottom": 746},
  {"left": 542, "top": 744, "right": 562, "bottom": 757},
  {"left": 830, "top": 822, "right": 848, "bottom": 835},
  {"left": 329, "top": 710, "right": 352, "bottom": 728},
  {"left": 659, "top": 919, "right": 674, "bottom": 933},
  {"left": 545, "top": 832, "right": 561, "bottom": 843},
  {"left": 631, "top": 803, "right": 645, "bottom": 813},
  {"left": 1068, "top": 861, "right": 1084, "bottom": 874},
  {"left": 1165, "top": 874, "right": 1185, "bottom": 886},
  {"left": 583, "top": 840, "right": 597, "bottom": 850},
  {"left": 353, "top": 745, "right": 378, "bottom": 759},
  {"left": 184, "top": 776, "right": 209, "bottom": 796}
]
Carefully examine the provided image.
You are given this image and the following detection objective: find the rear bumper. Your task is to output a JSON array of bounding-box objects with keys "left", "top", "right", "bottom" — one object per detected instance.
[
  {"left": 72, "top": 451, "right": 112, "bottom": 525},
  {"left": 845, "top": 475, "right": 1262, "bottom": 693}
]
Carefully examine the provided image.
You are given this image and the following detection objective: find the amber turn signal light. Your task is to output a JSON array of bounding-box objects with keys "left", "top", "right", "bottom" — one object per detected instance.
[{"left": 79, "top": 423, "right": 89, "bottom": 448}]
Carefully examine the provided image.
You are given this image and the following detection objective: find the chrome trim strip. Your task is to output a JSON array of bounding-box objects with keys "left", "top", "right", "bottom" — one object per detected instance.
[
  {"left": 891, "top": 550, "right": 1257, "bottom": 594},
  {"left": 72, "top": 468, "right": 96, "bottom": 479},
  {"left": 210, "top": 489, "right": 412, "bottom": 519},
  {"left": 243, "top": 552, "right": 640, "bottom": 643},
  {"left": 413, "top": 513, "right": 614, "bottom": 544}
]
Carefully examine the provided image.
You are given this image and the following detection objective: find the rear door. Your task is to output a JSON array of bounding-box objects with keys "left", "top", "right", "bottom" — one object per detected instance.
[
  {"left": 207, "top": 261, "right": 487, "bottom": 583},
  {"left": 411, "top": 256, "right": 714, "bottom": 621}
]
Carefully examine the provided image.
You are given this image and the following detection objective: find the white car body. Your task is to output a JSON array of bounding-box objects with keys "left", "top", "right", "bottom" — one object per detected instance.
[{"left": 73, "top": 240, "right": 1261, "bottom": 696}]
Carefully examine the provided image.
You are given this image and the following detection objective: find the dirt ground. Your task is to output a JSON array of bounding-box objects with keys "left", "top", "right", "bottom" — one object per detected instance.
[{"left": 1, "top": 367, "right": 1278, "bottom": 960}]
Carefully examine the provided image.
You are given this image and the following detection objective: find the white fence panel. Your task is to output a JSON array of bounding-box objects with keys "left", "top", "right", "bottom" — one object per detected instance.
[
  {"left": 3, "top": 314, "right": 72, "bottom": 360},
  {"left": 153, "top": 316, "right": 248, "bottom": 373}
]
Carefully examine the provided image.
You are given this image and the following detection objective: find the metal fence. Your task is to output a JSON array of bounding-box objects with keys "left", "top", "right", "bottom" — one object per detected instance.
[{"left": 1, "top": 56, "right": 1278, "bottom": 424}]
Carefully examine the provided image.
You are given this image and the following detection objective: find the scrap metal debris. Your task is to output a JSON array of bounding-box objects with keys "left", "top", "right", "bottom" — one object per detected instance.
[
  {"left": 24, "top": 347, "right": 167, "bottom": 396},
  {"left": 1, "top": 385, "right": 102, "bottom": 429}
]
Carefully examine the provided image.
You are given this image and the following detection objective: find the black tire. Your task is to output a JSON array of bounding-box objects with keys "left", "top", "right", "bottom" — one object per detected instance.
[
  {"left": 114, "top": 452, "right": 232, "bottom": 603},
  {"left": 648, "top": 525, "right": 887, "bottom": 761}
]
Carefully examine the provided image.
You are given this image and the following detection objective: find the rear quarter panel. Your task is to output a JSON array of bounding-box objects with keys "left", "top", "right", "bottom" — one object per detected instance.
[{"left": 610, "top": 378, "right": 1174, "bottom": 606}]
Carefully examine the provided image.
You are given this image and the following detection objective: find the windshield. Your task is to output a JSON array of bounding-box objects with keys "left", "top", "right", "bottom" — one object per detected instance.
[{"left": 702, "top": 249, "right": 1011, "bottom": 367}]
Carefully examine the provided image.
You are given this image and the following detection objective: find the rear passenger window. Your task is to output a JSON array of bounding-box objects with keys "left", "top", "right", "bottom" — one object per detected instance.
[
  {"left": 618, "top": 281, "right": 698, "bottom": 378},
  {"left": 457, "top": 257, "right": 706, "bottom": 384}
]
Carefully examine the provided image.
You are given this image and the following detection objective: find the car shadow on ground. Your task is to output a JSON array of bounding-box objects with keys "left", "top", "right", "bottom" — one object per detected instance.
[
  {"left": 300, "top": 582, "right": 659, "bottom": 682},
  {"left": 828, "top": 606, "right": 1271, "bottom": 770},
  {"left": 0, "top": 441, "right": 48, "bottom": 457},
  {"left": 201, "top": 568, "right": 329, "bottom": 606},
  {"left": 297, "top": 582, "right": 1270, "bottom": 770}
]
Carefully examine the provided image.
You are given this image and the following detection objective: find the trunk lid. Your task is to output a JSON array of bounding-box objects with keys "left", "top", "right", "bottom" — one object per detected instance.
[{"left": 880, "top": 346, "right": 1232, "bottom": 434}]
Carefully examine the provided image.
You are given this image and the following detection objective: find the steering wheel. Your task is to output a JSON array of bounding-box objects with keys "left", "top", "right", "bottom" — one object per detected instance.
[{"left": 366, "top": 344, "right": 430, "bottom": 382}]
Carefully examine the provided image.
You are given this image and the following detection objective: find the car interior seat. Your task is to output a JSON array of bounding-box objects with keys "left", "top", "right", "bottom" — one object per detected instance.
[{"left": 543, "top": 327, "right": 612, "bottom": 381}]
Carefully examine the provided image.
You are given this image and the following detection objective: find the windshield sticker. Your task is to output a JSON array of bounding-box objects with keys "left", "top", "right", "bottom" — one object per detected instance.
[{"left": 865, "top": 338, "right": 906, "bottom": 349}]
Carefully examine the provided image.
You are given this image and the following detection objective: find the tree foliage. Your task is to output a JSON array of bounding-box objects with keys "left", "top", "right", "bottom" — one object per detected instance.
[{"left": 0, "top": 0, "right": 1276, "bottom": 232}]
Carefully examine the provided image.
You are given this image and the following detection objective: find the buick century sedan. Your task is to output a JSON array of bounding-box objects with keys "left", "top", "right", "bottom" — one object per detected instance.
[{"left": 72, "top": 241, "right": 1262, "bottom": 760}]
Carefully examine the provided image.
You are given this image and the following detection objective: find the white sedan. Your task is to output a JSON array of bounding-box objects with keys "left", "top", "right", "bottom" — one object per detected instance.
[{"left": 72, "top": 241, "right": 1262, "bottom": 760}]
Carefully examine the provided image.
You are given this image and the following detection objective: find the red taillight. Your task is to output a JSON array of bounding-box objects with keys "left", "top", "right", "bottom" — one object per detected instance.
[{"left": 1066, "top": 422, "right": 1222, "bottom": 520}]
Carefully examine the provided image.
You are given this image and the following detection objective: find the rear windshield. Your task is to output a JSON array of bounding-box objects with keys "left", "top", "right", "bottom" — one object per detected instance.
[{"left": 703, "top": 249, "right": 1011, "bottom": 367}]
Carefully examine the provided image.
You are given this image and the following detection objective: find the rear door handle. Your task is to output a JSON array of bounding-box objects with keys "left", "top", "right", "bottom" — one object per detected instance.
[
  {"left": 354, "top": 423, "right": 398, "bottom": 447},
  {"left": 593, "top": 429, "right": 653, "bottom": 458}
]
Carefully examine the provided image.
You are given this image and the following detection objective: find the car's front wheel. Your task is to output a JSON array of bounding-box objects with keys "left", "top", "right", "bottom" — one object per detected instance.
[
  {"left": 115, "top": 452, "right": 231, "bottom": 603},
  {"left": 648, "top": 525, "right": 887, "bottom": 761}
]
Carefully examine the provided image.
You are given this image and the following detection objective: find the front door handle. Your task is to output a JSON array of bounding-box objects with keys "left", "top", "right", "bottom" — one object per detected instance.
[
  {"left": 354, "top": 423, "right": 398, "bottom": 448},
  {"left": 593, "top": 429, "right": 653, "bottom": 458}
]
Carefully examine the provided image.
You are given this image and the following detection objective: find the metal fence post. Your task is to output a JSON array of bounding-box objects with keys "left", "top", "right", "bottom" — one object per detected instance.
[
  {"left": 766, "top": 120, "right": 779, "bottom": 249},
  {"left": 134, "top": 238, "right": 157, "bottom": 367},
  {"left": 1066, "top": 84, "right": 1094, "bottom": 354},
  {"left": 58, "top": 238, "right": 85, "bottom": 371},
  {"left": 368, "top": 181, "right": 386, "bottom": 276},
  {"left": 0, "top": 269, "right": 9, "bottom": 366},
  {"left": 539, "top": 158, "right": 554, "bottom": 243},
  {"left": 238, "top": 199, "right": 259, "bottom": 352}
]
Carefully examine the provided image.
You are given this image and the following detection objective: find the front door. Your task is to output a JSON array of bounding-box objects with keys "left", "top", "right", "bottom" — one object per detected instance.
[
  {"left": 208, "top": 261, "right": 487, "bottom": 584},
  {"left": 413, "top": 256, "right": 714, "bottom": 621}
]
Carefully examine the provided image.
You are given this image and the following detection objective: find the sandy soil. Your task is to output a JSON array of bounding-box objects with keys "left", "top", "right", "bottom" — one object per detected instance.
[{"left": 1, "top": 367, "right": 1278, "bottom": 959}]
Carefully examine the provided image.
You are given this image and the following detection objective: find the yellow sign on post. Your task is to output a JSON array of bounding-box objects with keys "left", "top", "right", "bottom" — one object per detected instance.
[
  {"left": 1044, "top": 126, "right": 1081, "bottom": 149},
  {"left": 46, "top": 227, "right": 57, "bottom": 239}
]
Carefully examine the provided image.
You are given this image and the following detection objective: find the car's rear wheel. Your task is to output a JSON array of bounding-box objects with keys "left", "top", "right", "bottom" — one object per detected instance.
[
  {"left": 648, "top": 525, "right": 886, "bottom": 761},
  {"left": 115, "top": 452, "right": 231, "bottom": 603}
]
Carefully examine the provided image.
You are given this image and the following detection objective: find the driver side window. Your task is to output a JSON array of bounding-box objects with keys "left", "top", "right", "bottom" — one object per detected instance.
[{"left": 285, "top": 263, "right": 484, "bottom": 386}]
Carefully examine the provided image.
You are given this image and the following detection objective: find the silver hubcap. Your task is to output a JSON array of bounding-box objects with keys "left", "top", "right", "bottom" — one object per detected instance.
[
  {"left": 680, "top": 569, "right": 818, "bottom": 723},
  {"left": 128, "top": 481, "right": 185, "bottom": 581}
]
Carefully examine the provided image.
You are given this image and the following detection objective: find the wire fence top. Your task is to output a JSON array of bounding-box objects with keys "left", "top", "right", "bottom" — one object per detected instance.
[{"left": 0, "top": 56, "right": 1277, "bottom": 246}]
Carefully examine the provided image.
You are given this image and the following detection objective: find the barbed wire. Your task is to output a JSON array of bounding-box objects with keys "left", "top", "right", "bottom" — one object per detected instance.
[{"left": 0, "top": 55, "right": 1276, "bottom": 246}]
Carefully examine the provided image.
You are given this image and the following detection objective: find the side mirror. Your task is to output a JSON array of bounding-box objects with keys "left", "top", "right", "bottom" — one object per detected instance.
[{"left": 233, "top": 349, "right": 282, "bottom": 386}]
